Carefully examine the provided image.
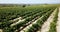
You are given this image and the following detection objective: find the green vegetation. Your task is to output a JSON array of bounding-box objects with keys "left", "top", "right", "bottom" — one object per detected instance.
[
  {"left": 0, "top": 4, "right": 59, "bottom": 32},
  {"left": 49, "top": 8, "right": 58, "bottom": 32},
  {"left": 25, "top": 8, "right": 54, "bottom": 32}
]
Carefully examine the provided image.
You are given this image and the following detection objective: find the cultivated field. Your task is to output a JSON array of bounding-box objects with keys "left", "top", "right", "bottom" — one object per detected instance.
[{"left": 0, "top": 4, "right": 60, "bottom": 32}]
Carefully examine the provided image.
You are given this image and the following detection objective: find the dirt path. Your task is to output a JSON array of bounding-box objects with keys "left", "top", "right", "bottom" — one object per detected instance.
[
  {"left": 10, "top": 12, "right": 42, "bottom": 27},
  {"left": 0, "top": 29, "right": 3, "bottom": 32},
  {"left": 37, "top": 8, "right": 57, "bottom": 32},
  {"left": 10, "top": 17, "right": 22, "bottom": 22},
  {"left": 20, "top": 16, "right": 43, "bottom": 32},
  {"left": 56, "top": 7, "right": 60, "bottom": 32},
  {"left": 14, "top": 16, "right": 40, "bottom": 32},
  {"left": 10, "top": 16, "right": 32, "bottom": 27},
  {"left": 10, "top": 19, "right": 26, "bottom": 27}
]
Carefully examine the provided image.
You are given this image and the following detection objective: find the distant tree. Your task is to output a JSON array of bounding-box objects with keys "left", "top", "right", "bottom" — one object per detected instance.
[
  {"left": 28, "top": 4, "right": 30, "bottom": 6},
  {"left": 22, "top": 4, "right": 26, "bottom": 7},
  {"left": 45, "top": 3, "right": 48, "bottom": 5}
]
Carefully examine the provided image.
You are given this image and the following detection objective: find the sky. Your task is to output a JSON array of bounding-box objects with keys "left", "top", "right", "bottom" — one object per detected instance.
[{"left": 0, "top": 0, "right": 60, "bottom": 4}]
